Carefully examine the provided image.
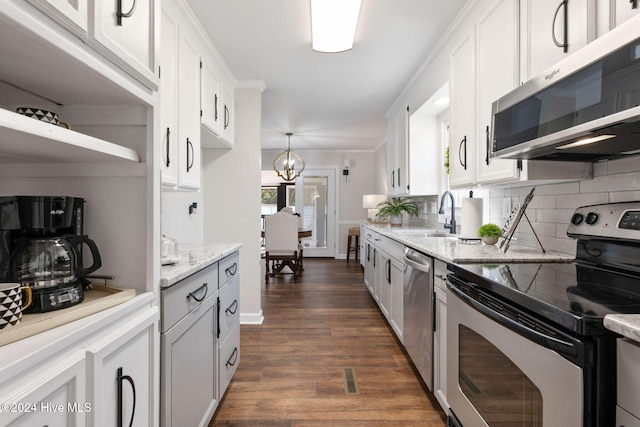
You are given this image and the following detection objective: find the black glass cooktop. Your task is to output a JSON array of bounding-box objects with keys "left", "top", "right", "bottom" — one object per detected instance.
[{"left": 448, "top": 261, "right": 640, "bottom": 336}]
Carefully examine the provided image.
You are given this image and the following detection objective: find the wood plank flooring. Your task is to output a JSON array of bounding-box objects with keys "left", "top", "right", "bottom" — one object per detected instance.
[{"left": 209, "top": 258, "right": 447, "bottom": 427}]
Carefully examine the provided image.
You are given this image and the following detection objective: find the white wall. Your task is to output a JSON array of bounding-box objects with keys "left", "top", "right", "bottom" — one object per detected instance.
[
  {"left": 262, "top": 149, "right": 379, "bottom": 257},
  {"left": 204, "top": 86, "right": 264, "bottom": 324},
  {"left": 161, "top": 190, "right": 204, "bottom": 243}
]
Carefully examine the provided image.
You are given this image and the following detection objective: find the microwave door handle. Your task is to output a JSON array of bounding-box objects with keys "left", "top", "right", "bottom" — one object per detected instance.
[
  {"left": 552, "top": 0, "right": 569, "bottom": 53},
  {"left": 448, "top": 281, "right": 579, "bottom": 359}
]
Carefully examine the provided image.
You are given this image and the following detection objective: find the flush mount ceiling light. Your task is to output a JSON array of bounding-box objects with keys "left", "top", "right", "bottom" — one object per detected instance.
[
  {"left": 311, "top": 0, "right": 362, "bottom": 53},
  {"left": 274, "top": 133, "right": 305, "bottom": 181}
]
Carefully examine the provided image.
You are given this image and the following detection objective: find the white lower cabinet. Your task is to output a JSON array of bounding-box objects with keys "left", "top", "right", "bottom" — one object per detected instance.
[
  {"left": 433, "top": 259, "right": 448, "bottom": 412},
  {"left": 161, "top": 294, "right": 217, "bottom": 427},
  {"left": 0, "top": 355, "right": 87, "bottom": 427},
  {"left": 617, "top": 338, "right": 640, "bottom": 426},
  {"left": 87, "top": 309, "right": 158, "bottom": 427},
  {"left": 219, "top": 321, "right": 240, "bottom": 396}
]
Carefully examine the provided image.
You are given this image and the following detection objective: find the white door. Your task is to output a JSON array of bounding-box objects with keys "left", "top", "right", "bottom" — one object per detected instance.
[{"left": 293, "top": 169, "right": 336, "bottom": 257}]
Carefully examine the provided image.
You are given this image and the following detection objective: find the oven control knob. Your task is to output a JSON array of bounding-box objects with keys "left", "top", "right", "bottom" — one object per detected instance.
[
  {"left": 571, "top": 213, "right": 584, "bottom": 225},
  {"left": 585, "top": 212, "right": 599, "bottom": 225}
]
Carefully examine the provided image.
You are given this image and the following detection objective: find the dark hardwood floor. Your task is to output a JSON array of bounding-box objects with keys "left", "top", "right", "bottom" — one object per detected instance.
[{"left": 210, "top": 258, "right": 447, "bottom": 427}]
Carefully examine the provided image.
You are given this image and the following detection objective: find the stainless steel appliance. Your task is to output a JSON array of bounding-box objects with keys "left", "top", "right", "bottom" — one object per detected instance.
[
  {"left": 491, "top": 15, "right": 640, "bottom": 162},
  {"left": 447, "top": 202, "right": 640, "bottom": 427},
  {"left": 0, "top": 196, "right": 102, "bottom": 313},
  {"left": 403, "top": 247, "right": 434, "bottom": 390}
]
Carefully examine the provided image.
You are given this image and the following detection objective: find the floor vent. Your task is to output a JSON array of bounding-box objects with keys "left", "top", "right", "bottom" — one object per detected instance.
[{"left": 343, "top": 368, "right": 359, "bottom": 395}]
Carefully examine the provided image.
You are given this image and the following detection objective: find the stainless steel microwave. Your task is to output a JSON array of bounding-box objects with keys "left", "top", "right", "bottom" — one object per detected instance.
[{"left": 491, "top": 15, "right": 640, "bottom": 162}]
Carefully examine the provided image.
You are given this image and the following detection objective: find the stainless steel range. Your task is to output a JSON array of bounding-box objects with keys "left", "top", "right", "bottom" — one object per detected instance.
[{"left": 446, "top": 202, "right": 640, "bottom": 427}]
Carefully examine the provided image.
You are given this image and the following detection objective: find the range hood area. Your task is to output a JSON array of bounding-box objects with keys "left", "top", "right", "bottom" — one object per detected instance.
[{"left": 491, "top": 14, "right": 640, "bottom": 163}]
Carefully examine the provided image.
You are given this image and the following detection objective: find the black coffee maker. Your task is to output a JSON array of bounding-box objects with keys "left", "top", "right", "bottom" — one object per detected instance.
[{"left": 0, "top": 196, "right": 102, "bottom": 313}]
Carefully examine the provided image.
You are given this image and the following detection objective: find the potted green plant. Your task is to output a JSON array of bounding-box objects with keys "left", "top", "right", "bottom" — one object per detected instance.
[
  {"left": 478, "top": 223, "right": 502, "bottom": 245},
  {"left": 376, "top": 198, "right": 419, "bottom": 226}
]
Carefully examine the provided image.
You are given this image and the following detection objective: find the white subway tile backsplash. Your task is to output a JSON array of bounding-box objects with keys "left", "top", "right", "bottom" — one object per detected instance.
[
  {"left": 528, "top": 195, "right": 556, "bottom": 209},
  {"left": 580, "top": 171, "right": 640, "bottom": 193},
  {"left": 535, "top": 208, "right": 575, "bottom": 223},
  {"left": 534, "top": 182, "right": 580, "bottom": 196},
  {"left": 610, "top": 191, "right": 640, "bottom": 202},
  {"left": 556, "top": 192, "right": 608, "bottom": 209},
  {"left": 593, "top": 162, "right": 608, "bottom": 177},
  {"left": 606, "top": 156, "right": 640, "bottom": 174}
]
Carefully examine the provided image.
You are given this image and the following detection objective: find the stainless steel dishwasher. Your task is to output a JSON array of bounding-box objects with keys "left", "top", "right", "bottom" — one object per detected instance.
[{"left": 403, "top": 247, "right": 434, "bottom": 391}]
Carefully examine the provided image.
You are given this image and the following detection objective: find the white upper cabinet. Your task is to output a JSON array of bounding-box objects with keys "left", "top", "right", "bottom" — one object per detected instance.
[
  {"left": 449, "top": 31, "right": 476, "bottom": 188},
  {"left": 519, "top": 0, "right": 591, "bottom": 82},
  {"left": 476, "top": 0, "right": 521, "bottom": 185},
  {"left": 88, "top": 0, "right": 160, "bottom": 90},
  {"left": 201, "top": 60, "right": 223, "bottom": 140},
  {"left": 387, "top": 105, "right": 409, "bottom": 196},
  {"left": 177, "top": 31, "right": 202, "bottom": 190},
  {"left": 160, "top": 8, "right": 179, "bottom": 186},
  {"left": 26, "top": 0, "right": 88, "bottom": 37},
  {"left": 596, "top": 0, "right": 640, "bottom": 37},
  {"left": 220, "top": 84, "right": 235, "bottom": 146}
]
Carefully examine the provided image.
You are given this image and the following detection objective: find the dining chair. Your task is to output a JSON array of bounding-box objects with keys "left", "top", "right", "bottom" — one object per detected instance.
[{"left": 264, "top": 211, "right": 302, "bottom": 283}]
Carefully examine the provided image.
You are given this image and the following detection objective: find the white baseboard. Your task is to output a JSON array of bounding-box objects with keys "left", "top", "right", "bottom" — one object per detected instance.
[{"left": 240, "top": 310, "right": 264, "bottom": 325}]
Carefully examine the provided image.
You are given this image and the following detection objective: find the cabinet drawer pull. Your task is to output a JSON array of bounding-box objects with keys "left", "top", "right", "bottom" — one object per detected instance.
[
  {"left": 165, "top": 127, "right": 171, "bottom": 167},
  {"left": 552, "top": 0, "right": 569, "bottom": 53},
  {"left": 225, "top": 347, "right": 239, "bottom": 367},
  {"left": 633, "top": 0, "right": 638, "bottom": 9},
  {"left": 485, "top": 125, "right": 490, "bottom": 165},
  {"left": 186, "top": 137, "right": 195, "bottom": 172},
  {"left": 225, "top": 262, "right": 238, "bottom": 277},
  {"left": 117, "top": 0, "right": 137, "bottom": 26},
  {"left": 435, "top": 274, "right": 447, "bottom": 281},
  {"left": 187, "top": 283, "right": 208, "bottom": 302},
  {"left": 459, "top": 136, "right": 467, "bottom": 170},
  {"left": 224, "top": 105, "right": 230, "bottom": 129},
  {"left": 215, "top": 93, "right": 219, "bottom": 121},
  {"left": 225, "top": 299, "right": 238, "bottom": 315},
  {"left": 117, "top": 367, "right": 136, "bottom": 427}
]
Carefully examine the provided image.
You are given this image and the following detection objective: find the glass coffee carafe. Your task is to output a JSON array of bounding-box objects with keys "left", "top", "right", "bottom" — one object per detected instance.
[{"left": 11, "top": 235, "right": 102, "bottom": 289}]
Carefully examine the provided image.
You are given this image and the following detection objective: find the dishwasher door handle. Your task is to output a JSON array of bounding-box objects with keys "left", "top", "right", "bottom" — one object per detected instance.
[{"left": 403, "top": 252, "right": 431, "bottom": 274}]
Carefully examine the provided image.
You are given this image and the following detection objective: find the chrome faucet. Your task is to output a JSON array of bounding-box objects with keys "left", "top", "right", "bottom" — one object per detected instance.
[{"left": 439, "top": 191, "right": 456, "bottom": 234}]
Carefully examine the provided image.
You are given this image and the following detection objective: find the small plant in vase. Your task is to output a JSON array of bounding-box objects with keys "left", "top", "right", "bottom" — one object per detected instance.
[
  {"left": 478, "top": 223, "right": 502, "bottom": 245},
  {"left": 376, "top": 198, "right": 419, "bottom": 226}
]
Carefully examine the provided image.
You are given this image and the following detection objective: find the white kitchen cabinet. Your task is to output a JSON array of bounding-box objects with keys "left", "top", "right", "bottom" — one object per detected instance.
[
  {"left": 160, "top": 7, "right": 179, "bottom": 187},
  {"left": 363, "top": 228, "right": 379, "bottom": 297},
  {"left": 389, "top": 251, "right": 404, "bottom": 341},
  {"left": 218, "top": 253, "right": 241, "bottom": 399},
  {"left": 519, "top": 0, "right": 592, "bottom": 83},
  {"left": 88, "top": 0, "right": 160, "bottom": 90},
  {"left": 449, "top": 31, "right": 476, "bottom": 188},
  {"left": 26, "top": 0, "right": 88, "bottom": 38},
  {"left": 162, "top": 294, "right": 217, "bottom": 427},
  {"left": 176, "top": 28, "right": 202, "bottom": 190},
  {"left": 475, "top": 0, "right": 521, "bottom": 185},
  {"left": 87, "top": 309, "right": 158, "bottom": 427},
  {"left": 433, "top": 258, "right": 448, "bottom": 412},
  {"left": 200, "top": 60, "right": 224, "bottom": 143},
  {"left": 617, "top": 338, "right": 640, "bottom": 425},
  {"left": 220, "top": 84, "right": 235, "bottom": 146},
  {"left": 387, "top": 105, "right": 409, "bottom": 196},
  {"left": 377, "top": 249, "right": 392, "bottom": 320},
  {"left": 0, "top": 356, "right": 87, "bottom": 427},
  {"left": 596, "top": 0, "right": 640, "bottom": 37}
]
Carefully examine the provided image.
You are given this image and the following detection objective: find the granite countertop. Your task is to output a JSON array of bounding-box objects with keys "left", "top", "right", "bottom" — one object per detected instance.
[
  {"left": 160, "top": 242, "right": 242, "bottom": 288},
  {"left": 604, "top": 314, "right": 640, "bottom": 343},
  {"left": 362, "top": 222, "right": 574, "bottom": 264}
]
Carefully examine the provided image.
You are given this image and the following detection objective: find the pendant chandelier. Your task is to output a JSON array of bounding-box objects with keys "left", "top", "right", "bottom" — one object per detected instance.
[{"left": 274, "top": 132, "right": 305, "bottom": 181}]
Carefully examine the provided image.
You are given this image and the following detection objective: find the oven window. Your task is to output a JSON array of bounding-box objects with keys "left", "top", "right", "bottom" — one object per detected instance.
[{"left": 459, "top": 325, "right": 543, "bottom": 426}]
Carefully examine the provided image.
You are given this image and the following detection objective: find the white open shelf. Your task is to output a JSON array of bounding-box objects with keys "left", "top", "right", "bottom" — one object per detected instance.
[{"left": 0, "top": 108, "right": 140, "bottom": 164}]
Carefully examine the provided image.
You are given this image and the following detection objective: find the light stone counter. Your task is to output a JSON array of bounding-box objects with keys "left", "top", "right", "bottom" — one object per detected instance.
[
  {"left": 160, "top": 242, "right": 242, "bottom": 288},
  {"left": 363, "top": 223, "right": 574, "bottom": 264},
  {"left": 604, "top": 314, "right": 640, "bottom": 343}
]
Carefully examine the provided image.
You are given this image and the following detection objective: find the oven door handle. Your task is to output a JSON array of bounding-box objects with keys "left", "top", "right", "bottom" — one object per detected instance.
[{"left": 449, "top": 282, "right": 578, "bottom": 359}]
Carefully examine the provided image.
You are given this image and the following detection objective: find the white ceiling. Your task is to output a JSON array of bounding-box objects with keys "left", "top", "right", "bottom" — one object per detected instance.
[{"left": 186, "top": 0, "right": 468, "bottom": 151}]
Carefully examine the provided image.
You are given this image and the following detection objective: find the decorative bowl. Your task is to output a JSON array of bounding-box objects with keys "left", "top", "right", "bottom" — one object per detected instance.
[{"left": 16, "top": 107, "right": 59, "bottom": 125}]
